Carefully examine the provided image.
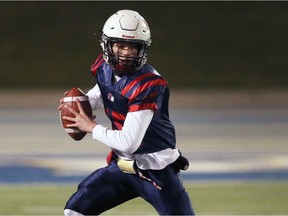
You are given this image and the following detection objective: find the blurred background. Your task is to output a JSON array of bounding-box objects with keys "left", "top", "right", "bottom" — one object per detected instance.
[
  {"left": 0, "top": 1, "right": 288, "bottom": 214},
  {"left": 1, "top": 1, "right": 288, "bottom": 89}
]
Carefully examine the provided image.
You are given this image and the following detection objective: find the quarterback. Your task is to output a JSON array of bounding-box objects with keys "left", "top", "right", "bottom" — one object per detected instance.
[{"left": 60, "top": 9, "right": 195, "bottom": 215}]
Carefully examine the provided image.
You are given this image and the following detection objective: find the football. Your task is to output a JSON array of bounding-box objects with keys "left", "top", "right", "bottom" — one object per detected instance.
[{"left": 60, "top": 87, "right": 92, "bottom": 141}]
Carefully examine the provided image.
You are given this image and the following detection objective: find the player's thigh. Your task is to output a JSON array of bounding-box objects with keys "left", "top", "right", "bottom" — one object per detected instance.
[
  {"left": 139, "top": 166, "right": 194, "bottom": 215},
  {"left": 152, "top": 188, "right": 194, "bottom": 215},
  {"left": 65, "top": 162, "right": 138, "bottom": 215}
]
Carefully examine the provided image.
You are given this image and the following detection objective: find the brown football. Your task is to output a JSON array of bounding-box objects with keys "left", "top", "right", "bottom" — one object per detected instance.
[{"left": 60, "top": 87, "right": 92, "bottom": 141}]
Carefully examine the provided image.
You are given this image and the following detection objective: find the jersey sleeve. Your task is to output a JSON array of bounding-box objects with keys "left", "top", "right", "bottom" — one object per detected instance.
[
  {"left": 92, "top": 109, "right": 154, "bottom": 154},
  {"left": 126, "top": 76, "right": 168, "bottom": 112},
  {"left": 86, "top": 84, "right": 103, "bottom": 110}
]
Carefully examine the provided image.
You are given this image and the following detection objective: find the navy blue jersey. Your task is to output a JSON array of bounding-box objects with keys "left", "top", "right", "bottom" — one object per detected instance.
[{"left": 90, "top": 55, "right": 176, "bottom": 154}]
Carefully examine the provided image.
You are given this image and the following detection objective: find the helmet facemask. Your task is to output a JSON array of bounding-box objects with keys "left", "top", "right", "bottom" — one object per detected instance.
[{"left": 101, "top": 35, "right": 150, "bottom": 76}]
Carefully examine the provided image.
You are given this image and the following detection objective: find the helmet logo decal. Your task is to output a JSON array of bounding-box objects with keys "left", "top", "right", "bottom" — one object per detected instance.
[{"left": 122, "top": 34, "right": 135, "bottom": 39}]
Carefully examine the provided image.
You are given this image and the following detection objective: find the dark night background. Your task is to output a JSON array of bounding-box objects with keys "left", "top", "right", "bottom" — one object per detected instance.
[{"left": 1, "top": 1, "right": 288, "bottom": 89}]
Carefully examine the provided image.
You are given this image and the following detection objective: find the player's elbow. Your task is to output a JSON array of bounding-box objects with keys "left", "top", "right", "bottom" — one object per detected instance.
[{"left": 116, "top": 131, "right": 140, "bottom": 154}]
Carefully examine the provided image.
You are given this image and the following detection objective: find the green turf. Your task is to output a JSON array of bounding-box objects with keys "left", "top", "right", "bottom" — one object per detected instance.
[{"left": 0, "top": 181, "right": 287, "bottom": 215}]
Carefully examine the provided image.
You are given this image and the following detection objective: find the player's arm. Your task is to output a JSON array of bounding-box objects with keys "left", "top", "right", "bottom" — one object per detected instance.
[
  {"left": 63, "top": 100, "right": 153, "bottom": 154},
  {"left": 92, "top": 109, "right": 154, "bottom": 154},
  {"left": 86, "top": 84, "right": 103, "bottom": 110}
]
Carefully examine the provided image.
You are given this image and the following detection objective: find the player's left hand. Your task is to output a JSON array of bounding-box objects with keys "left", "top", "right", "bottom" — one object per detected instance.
[{"left": 63, "top": 99, "right": 97, "bottom": 133}]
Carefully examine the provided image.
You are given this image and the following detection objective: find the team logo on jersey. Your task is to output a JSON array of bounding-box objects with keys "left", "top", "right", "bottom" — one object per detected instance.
[{"left": 108, "top": 93, "right": 114, "bottom": 102}]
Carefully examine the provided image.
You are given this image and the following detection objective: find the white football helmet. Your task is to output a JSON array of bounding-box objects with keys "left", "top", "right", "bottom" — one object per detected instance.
[{"left": 100, "top": 9, "right": 152, "bottom": 75}]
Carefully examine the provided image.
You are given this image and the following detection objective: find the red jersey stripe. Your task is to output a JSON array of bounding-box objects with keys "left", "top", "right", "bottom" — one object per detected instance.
[
  {"left": 129, "top": 103, "right": 158, "bottom": 112},
  {"left": 113, "top": 121, "right": 123, "bottom": 130},
  {"left": 111, "top": 110, "right": 126, "bottom": 122},
  {"left": 121, "top": 72, "right": 155, "bottom": 95},
  {"left": 128, "top": 78, "right": 167, "bottom": 101}
]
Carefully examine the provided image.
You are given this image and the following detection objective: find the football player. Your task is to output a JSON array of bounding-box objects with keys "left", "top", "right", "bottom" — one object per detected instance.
[{"left": 60, "top": 9, "right": 195, "bottom": 215}]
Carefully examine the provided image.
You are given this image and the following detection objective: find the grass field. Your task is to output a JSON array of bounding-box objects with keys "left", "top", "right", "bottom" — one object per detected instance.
[{"left": 0, "top": 181, "right": 287, "bottom": 215}]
